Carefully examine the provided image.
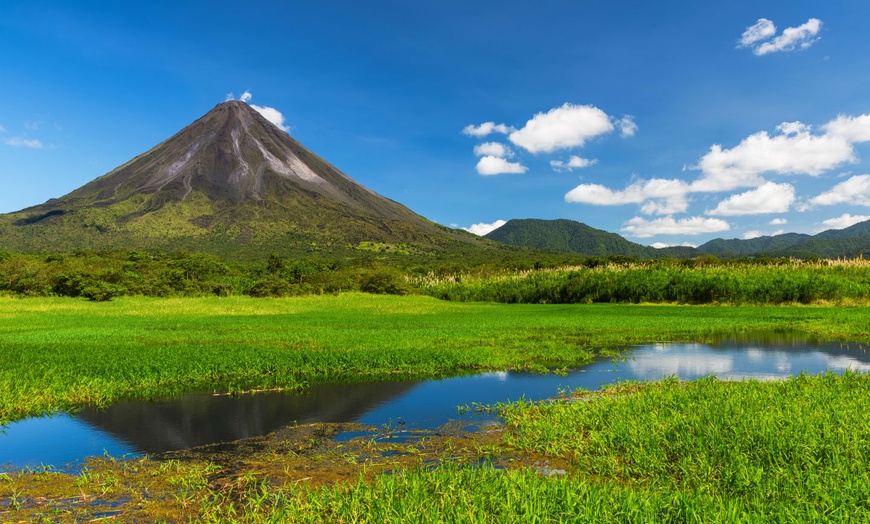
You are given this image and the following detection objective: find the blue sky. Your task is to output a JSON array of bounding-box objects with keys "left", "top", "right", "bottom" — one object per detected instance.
[{"left": 2, "top": 1, "right": 870, "bottom": 247}]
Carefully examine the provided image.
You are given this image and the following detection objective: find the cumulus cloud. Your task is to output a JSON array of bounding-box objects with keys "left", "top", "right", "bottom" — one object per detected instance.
[
  {"left": 462, "top": 122, "right": 515, "bottom": 138},
  {"left": 743, "top": 230, "right": 764, "bottom": 240},
  {"left": 621, "top": 216, "right": 730, "bottom": 238},
  {"left": 476, "top": 156, "right": 527, "bottom": 176},
  {"left": 740, "top": 18, "right": 823, "bottom": 56},
  {"left": 5, "top": 137, "right": 43, "bottom": 148},
  {"left": 618, "top": 115, "right": 638, "bottom": 137},
  {"left": 692, "top": 122, "right": 853, "bottom": 192},
  {"left": 463, "top": 219, "right": 507, "bottom": 236},
  {"left": 227, "top": 90, "right": 290, "bottom": 132},
  {"left": 740, "top": 19, "right": 777, "bottom": 47},
  {"left": 550, "top": 155, "right": 597, "bottom": 172},
  {"left": 822, "top": 114, "right": 870, "bottom": 143},
  {"left": 508, "top": 103, "right": 615, "bottom": 154},
  {"left": 473, "top": 142, "right": 513, "bottom": 158},
  {"left": 706, "top": 182, "right": 795, "bottom": 216},
  {"left": 808, "top": 174, "right": 870, "bottom": 207},
  {"left": 566, "top": 113, "right": 870, "bottom": 217},
  {"left": 820, "top": 213, "right": 870, "bottom": 230},
  {"left": 565, "top": 178, "right": 690, "bottom": 215},
  {"left": 650, "top": 242, "right": 698, "bottom": 249},
  {"left": 770, "top": 218, "right": 788, "bottom": 225},
  {"left": 755, "top": 18, "right": 822, "bottom": 56}
]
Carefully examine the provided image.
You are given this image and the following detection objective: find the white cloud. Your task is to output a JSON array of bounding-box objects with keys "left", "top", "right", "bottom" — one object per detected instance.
[
  {"left": 822, "top": 114, "right": 870, "bottom": 143},
  {"left": 565, "top": 178, "right": 690, "bottom": 215},
  {"left": 808, "top": 174, "right": 870, "bottom": 207},
  {"left": 621, "top": 216, "right": 730, "bottom": 238},
  {"left": 618, "top": 115, "right": 638, "bottom": 137},
  {"left": 473, "top": 142, "right": 512, "bottom": 158},
  {"left": 650, "top": 242, "right": 698, "bottom": 249},
  {"left": 227, "top": 91, "right": 290, "bottom": 132},
  {"left": 740, "top": 18, "right": 776, "bottom": 47},
  {"left": 463, "top": 219, "right": 507, "bottom": 236},
  {"left": 754, "top": 18, "right": 822, "bottom": 56},
  {"left": 462, "top": 122, "right": 515, "bottom": 138},
  {"left": 509, "top": 103, "right": 615, "bottom": 154},
  {"left": 706, "top": 182, "right": 795, "bottom": 216},
  {"left": 743, "top": 230, "right": 764, "bottom": 240},
  {"left": 5, "top": 137, "right": 43, "bottom": 148},
  {"left": 550, "top": 155, "right": 597, "bottom": 172},
  {"left": 692, "top": 122, "right": 854, "bottom": 192},
  {"left": 820, "top": 213, "right": 870, "bottom": 230},
  {"left": 475, "top": 156, "right": 527, "bottom": 176},
  {"left": 770, "top": 218, "right": 788, "bottom": 225},
  {"left": 249, "top": 104, "right": 289, "bottom": 132}
]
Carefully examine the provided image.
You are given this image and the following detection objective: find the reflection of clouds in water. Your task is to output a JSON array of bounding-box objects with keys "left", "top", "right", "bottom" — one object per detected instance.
[
  {"left": 775, "top": 352, "right": 792, "bottom": 373},
  {"left": 746, "top": 349, "right": 765, "bottom": 362},
  {"left": 478, "top": 371, "right": 509, "bottom": 382},
  {"left": 628, "top": 350, "right": 734, "bottom": 380},
  {"left": 625, "top": 343, "right": 870, "bottom": 382},
  {"left": 649, "top": 343, "right": 704, "bottom": 352},
  {"left": 823, "top": 355, "right": 870, "bottom": 372}
]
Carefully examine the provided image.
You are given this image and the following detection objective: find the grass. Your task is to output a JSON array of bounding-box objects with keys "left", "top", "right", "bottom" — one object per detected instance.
[
  {"left": 193, "top": 373, "right": 870, "bottom": 523},
  {"left": 416, "top": 258, "right": 870, "bottom": 305},
  {"left": 7, "top": 374, "right": 865, "bottom": 522},
  {"left": 2, "top": 294, "right": 870, "bottom": 521},
  {"left": 1, "top": 294, "right": 869, "bottom": 426}
]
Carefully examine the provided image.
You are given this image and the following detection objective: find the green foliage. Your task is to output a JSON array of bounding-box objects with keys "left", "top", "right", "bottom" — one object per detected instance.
[
  {"left": 417, "top": 259, "right": 870, "bottom": 305},
  {"left": 357, "top": 266, "right": 411, "bottom": 295}
]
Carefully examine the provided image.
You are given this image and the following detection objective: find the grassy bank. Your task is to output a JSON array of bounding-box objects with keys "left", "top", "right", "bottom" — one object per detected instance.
[
  {"left": 4, "top": 373, "right": 868, "bottom": 522},
  {"left": 219, "top": 373, "right": 870, "bottom": 523},
  {"left": 1, "top": 294, "right": 869, "bottom": 425}
]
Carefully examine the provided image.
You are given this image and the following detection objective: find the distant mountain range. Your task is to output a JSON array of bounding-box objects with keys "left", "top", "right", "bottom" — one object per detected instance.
[
  {"left": 484, "top": 218, "right": 697, "bottom": 259},
  {"left": 485, "top": 218, "right": 870, "bottom": 259}
]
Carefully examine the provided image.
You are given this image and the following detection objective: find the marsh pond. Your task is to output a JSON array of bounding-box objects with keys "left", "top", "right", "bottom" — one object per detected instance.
[{"left": 2, "top": 331, "right": 868, "bottom": 470}]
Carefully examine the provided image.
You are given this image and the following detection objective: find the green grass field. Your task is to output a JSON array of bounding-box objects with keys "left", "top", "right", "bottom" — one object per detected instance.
[
  {"left": 2, "top": 294, "right": 870, "bottom": 522},
  {"left": 1, "top": 293, "right": 868, "bottom": 425}
]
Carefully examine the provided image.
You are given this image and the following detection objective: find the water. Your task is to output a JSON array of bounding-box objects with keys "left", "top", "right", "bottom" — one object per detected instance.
[{"left": 2, "top": 332, "right": 867, "bottom": 469}]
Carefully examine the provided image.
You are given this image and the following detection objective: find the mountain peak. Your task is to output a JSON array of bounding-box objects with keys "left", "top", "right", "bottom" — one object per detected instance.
[{"left": 0, "top": 102, "right": 478, "bottom": 259}]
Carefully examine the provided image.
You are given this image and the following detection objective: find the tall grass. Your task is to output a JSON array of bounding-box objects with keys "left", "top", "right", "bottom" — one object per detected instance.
[{"left": 415, "top": 259, "right": 870, "bottom": 304}]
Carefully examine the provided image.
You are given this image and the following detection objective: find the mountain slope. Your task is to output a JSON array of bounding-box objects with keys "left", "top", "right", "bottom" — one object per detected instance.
[
  {"left": 699, "top": 220, "right": 870, "bottom": 259},
  {"left": 698, "top": 233, "right": 811, "bottom": 256},
  {"left": 484, "top": 218, "right": 698, "bottom": 259},
  {"left": 0, "top": 101, "right": 483, "bottom": 260}
]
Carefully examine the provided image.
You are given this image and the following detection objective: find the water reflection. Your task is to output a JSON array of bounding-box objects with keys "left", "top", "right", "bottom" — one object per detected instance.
[{"left": 1, "top": 332, "right": 867, "bottom": 469}]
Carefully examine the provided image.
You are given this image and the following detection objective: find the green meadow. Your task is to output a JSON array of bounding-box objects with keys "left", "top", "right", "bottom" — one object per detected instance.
[
  {"left": 2, "top": 293, "right": 870, "bottom": 522},
  {"left": 1, "top": 294, "right": 868, "bottom": 425}
]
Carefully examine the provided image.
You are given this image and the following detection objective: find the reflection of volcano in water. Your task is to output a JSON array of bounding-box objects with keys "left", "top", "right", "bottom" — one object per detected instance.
[{"left": 76, "top": 381, "right": 419, "bottom": 455}]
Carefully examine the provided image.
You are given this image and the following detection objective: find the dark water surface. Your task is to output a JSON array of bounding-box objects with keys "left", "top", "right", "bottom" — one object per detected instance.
[{"left": 2, "top": 332, "right": 868, "bottom": 469}]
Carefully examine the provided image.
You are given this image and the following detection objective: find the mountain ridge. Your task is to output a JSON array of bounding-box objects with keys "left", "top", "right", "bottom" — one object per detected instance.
[{"left": 485, "top": 218, "right": 870, "bottom": 259}]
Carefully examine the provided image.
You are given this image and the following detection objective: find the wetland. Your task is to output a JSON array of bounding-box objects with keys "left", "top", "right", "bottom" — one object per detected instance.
[{"left": 2, "top": 294, "right": 870, "bottom": 522}]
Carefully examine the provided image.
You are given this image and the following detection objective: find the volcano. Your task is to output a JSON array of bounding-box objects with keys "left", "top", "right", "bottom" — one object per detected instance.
[{"left": 0, "top": 101, "right": 479, "bottom": 259}]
